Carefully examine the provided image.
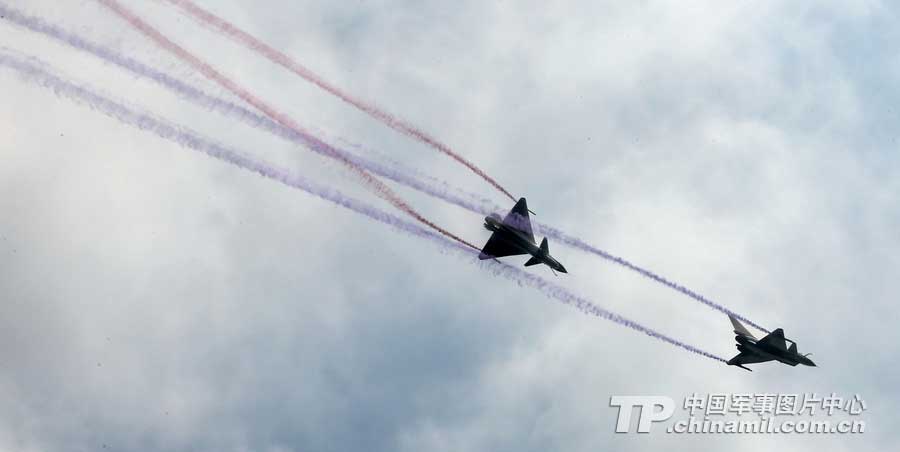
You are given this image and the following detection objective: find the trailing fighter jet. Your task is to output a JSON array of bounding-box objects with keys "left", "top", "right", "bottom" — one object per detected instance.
[
  {"left": 727, "top": 315, "right": 816, "bottom": 371},
  {"left": 479, "top": 198, "right": 567, "bottom": 274}
]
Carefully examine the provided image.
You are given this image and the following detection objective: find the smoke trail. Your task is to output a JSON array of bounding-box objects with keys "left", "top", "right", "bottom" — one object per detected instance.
[
  {"left": 329, "top": 132, "right": 499, "bottom": 211},
  {"left": 0, "top": 49, "right": 727, "bottom": 363},
  {"left": 95, "top": 0, "right": 479, "bottom": 252},
  {"left": 159, "top": 0, "right": 517, "bottom": 202},
  {"left": 0, "top": 3, "right": 497, "bottom": 215},
  {"left": 0, "top": 3, "right": 769, "bottom": 333},
  {"left": 531, "top": 226, "right": 771, "bottom": 333},
  {"left": 0, "top": 3, "right": 767, "bottom": 332},
  {"left": 146, "top": 2, "right": 768, "bottom": 332}
]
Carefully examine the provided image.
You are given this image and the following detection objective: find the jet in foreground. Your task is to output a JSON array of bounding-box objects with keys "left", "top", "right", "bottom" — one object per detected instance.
[
  {"left": 479, "top": 198, "right": 567, "bottom": 274},
  {"left": 727, "top": 315, "right": 816, "bottom": 371}
]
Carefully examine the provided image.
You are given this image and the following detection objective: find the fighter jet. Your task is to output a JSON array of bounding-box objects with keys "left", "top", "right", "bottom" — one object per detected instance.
[
  {"left": 479, "top": 198, "right": 567, "bottom": 274},
  {"left": 726, "top": 315, "right": 816, "bottom": 371}
]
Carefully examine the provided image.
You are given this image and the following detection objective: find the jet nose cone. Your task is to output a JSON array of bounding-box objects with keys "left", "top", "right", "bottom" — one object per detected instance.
[{"left": 557, "top": 264, "right": 568, "bottom": 273}]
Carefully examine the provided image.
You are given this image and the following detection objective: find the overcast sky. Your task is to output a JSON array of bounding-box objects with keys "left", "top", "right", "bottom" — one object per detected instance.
[{"left": 1, "top": 0, "right": 898, "bottom": 451}]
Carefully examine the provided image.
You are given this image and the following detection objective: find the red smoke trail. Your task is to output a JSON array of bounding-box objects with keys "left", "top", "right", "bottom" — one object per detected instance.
[
  {"left": 0, "top": 48, "right": 725, "bottom": 363},
  {"left": 160, "top": 0, "right": 518, "bottom": 202},
  {"left": 96, "top": 0, "right": 478, "bottom": 251},
  {"left": 1, "top": 3, "right": 767, "bottom": 332}
]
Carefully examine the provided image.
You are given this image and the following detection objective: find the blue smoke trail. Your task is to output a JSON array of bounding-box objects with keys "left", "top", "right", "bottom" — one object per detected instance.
[
  {"left": 0, "top": 2, "right": 766, "bottom": 332},
  {"left": 0, "top": 49, "right": 727, "bottom": 363}
]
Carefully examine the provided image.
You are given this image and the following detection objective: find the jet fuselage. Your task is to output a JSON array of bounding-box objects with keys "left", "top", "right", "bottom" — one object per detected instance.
[
  {"left": 735, "top": 335, "right": 816, "bottom": 367},
  {"left": 484, "top": 215, "right": 567, "bottom": 273}
]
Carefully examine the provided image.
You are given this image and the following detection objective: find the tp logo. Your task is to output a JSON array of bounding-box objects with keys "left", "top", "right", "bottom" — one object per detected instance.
[{"left": 609, "top": 396, "right": 675, "bottom": 433}]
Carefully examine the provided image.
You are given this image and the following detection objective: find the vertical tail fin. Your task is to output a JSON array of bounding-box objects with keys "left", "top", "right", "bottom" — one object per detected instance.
[{"left": 525, "top": 238, "right": 551, "bottom": 267}]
